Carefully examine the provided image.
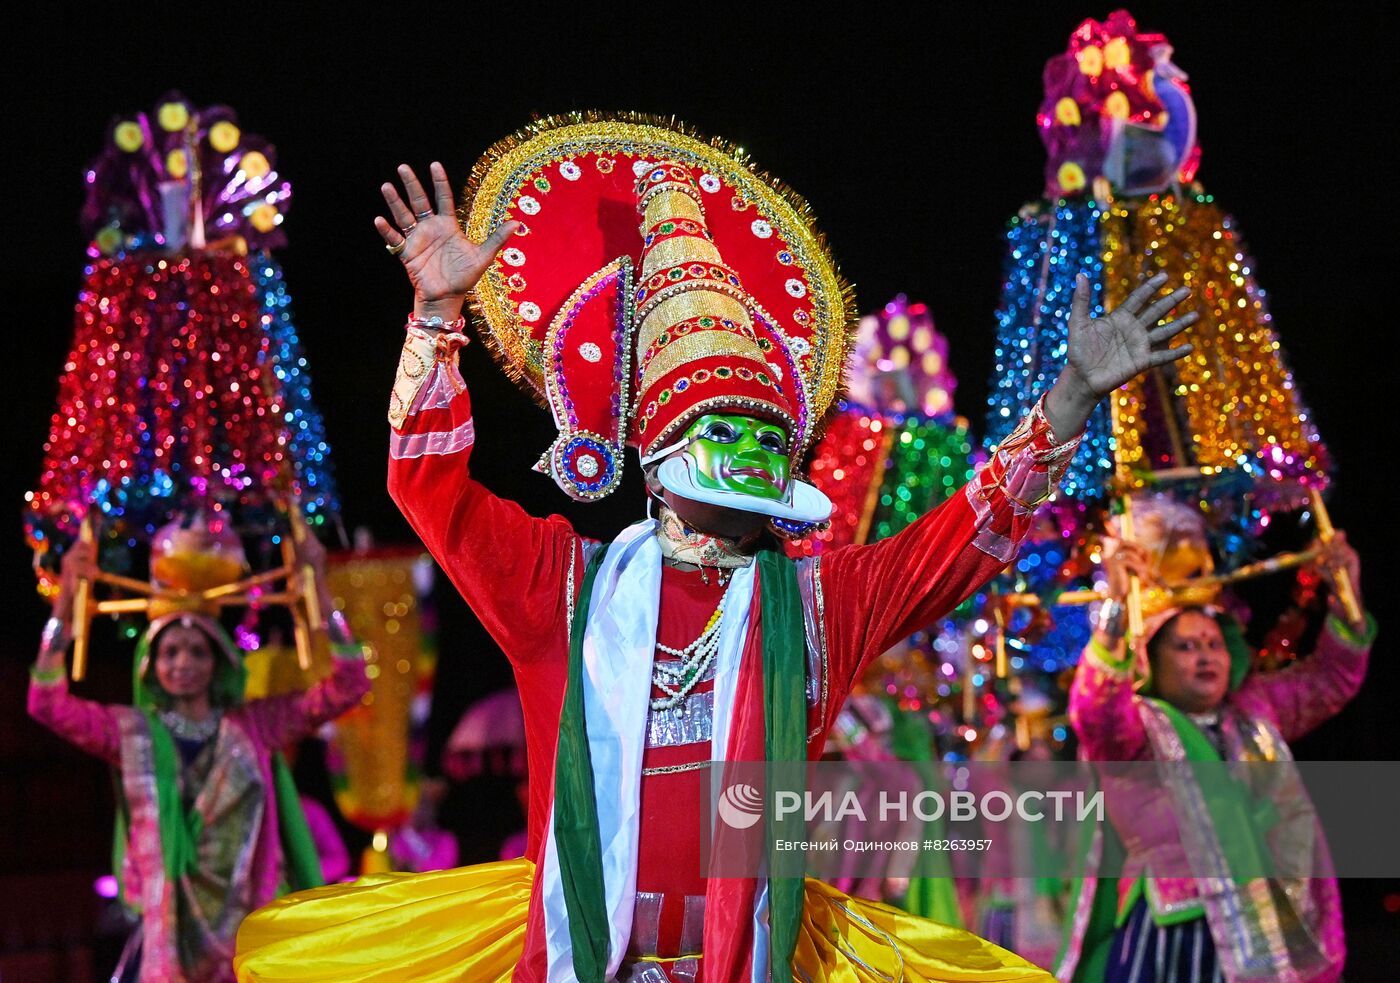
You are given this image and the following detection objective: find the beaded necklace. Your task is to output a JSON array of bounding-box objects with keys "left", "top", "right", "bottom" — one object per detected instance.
[{"left": 651, "top": 583, "right": 729, "bottom": 711}]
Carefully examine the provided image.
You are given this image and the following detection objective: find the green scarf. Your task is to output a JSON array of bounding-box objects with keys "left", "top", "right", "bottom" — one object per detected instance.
[
  {"left": 1149, "top": 698, "right": 1278, "bottom": 882},
  {"left": 760, "top": 548, "right": 808, "bottom": 983},
  {"left": 553, "top": 548, "right": 611, "bottom": 981},
  {"left": 553, "top": 547, "right": 808, "bottom": 982},
  {"left": 1056, "top": 820, "right": 1127, "bottom": 983},
  {"left": 886, "top": 699, "right": 963, "bottom": 927}
]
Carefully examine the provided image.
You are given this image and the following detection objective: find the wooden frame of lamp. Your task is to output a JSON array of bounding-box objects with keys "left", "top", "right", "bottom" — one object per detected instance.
[{"left": 65, "top": 507, "right": 325, "bottom": 681}]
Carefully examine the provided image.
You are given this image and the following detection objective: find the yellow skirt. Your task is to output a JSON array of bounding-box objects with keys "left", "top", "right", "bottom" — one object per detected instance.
[{"left": 235, "top": 858, "right": 1051, "bottom": 982}]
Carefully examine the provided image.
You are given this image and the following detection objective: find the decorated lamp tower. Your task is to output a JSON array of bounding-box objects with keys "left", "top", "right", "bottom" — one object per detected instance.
[
  {"left": 790, "top": 297, "right": 986, "bottom": 753},
  {"left": 793, "top": 295, "right": 974, "bottom": 557},
  {"left": 982, "top": 10, "right": 1352, "bottom": 669},
  {"left": 25, "top": 93, "right": 339, "bottom": 675},
  {"left": 792, "top": 298, "right": 972, "bottom": 920},
  {"left": 321, "top": 547, "right": 437, "bottom": 872}
]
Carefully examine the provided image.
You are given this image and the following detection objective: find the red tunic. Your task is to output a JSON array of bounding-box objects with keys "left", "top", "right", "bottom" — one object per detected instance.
[{"left": 386, "top": 328, "right": 1078, "bottom": 980}]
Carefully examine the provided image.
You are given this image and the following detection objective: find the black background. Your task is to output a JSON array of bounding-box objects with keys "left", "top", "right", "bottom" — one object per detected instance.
[{"left": 5, "top": 1, "right": 1397, "bottom": 973}]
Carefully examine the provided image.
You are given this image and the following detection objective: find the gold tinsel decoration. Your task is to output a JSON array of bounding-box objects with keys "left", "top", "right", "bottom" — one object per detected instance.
[{"left": 1101, "top": 192, "right": 1324, "bottom": 492}]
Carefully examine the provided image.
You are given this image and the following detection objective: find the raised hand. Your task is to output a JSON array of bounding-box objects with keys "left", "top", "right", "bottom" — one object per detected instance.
[
  {"left": 54, "top": 538, "right": 98, "bottom": 626},
  {"left": 1044, "top": 271, "right": 1198, "bottom": 438},
  {"left": 1101, "top": 539, "right": 1155, "bottom": 604},
  {"left": 1310, "top": 530, "right": 1364, "bottom": 625},
  {"left": 1067, "top": 271, "right": 1197, "bottom": 397},
  {"left": 375, "top": 162, "right": 518, "bottom": 316}
]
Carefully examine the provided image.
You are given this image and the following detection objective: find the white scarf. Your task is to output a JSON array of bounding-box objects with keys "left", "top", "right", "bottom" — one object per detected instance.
[{"left": 540, "top": 518, "right": 758, "bottom": 981}]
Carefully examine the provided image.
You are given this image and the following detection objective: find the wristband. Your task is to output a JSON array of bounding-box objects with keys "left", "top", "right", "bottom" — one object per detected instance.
[
  {"left": 30, "top": 664, "right": 66, "bottom": 685},
  {"left": 327, "top": 608, "right": 354, "bottom": 647},
  {"left": 40, "top": 616, "right": 70, "bottom": 656},
  {"left": 405, "top": 313, "right": 466, "bottom": 333},
  {"left": 1096, "top": 599, "right": 1125, "bottom": 637}
]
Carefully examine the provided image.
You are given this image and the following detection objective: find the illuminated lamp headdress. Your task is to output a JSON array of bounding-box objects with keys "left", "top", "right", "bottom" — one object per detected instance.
[
  {"left": 462, "top": 114, "right": 857, "bottom": 524},
  {"left": 81, "top": 91, "right": 290, "bottom": 256},
  {"left": 796, "top": 295, "right": 974, "bottom": 556},
  {"left": 847, "top": 295, "right": 957, "bottom": 421},
  {"left": 28, "top": 94, "right": 341, "bottom": 679},
  {"left": 27, "top": 92, "right": 337, "bottom": 590},
  {"left": 1039, "top": 9, "right": 1199, "bottom": 198},
  {"left": 1106, "top": 492, "right": 1221, "bottom": 616}
]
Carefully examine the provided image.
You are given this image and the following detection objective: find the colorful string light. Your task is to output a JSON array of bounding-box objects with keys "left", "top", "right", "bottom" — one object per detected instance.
[
  {"left": 257, "top": 258, "right": 339, "bottom": 521},
  {"left": 1102, "top": 191, "right": 1328, "bottom": 509},
  {"left": 984, "top": 199, "right": 1114, "bottom": 501},
  {"left": 82, "top": 92, "right": 291, "bottom": 256}
]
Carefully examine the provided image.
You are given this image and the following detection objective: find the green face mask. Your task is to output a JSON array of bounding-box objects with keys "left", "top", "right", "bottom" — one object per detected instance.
[{"left": 684, "top": 413, "right": 791, "bottom": 501}]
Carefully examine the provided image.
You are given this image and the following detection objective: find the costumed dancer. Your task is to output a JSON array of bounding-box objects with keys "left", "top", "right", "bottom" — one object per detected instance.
[
  {"left": 28, "top": 533, "right": 369, "bottom": 983},
  {"left": 1056, "top": 531, "right": 1373, "bottom": 983},
  {"left": 971, "top": 727, "right": 1067, "bottom": 972},
  {"left": 24, "top": 93, "right": 367, "bottom": 983},
  {"left": 235, "top": 115, "right": 1196, "bottom": 982}
]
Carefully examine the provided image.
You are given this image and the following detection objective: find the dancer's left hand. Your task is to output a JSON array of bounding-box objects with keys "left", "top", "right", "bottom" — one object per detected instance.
[
  {"left": 54, "top": 538, "right": 98, "bottom": 627},
  {"left": 1311, "top": 530, "right": 1363, "bottom": 626},
  {"left": 293, "top": 530, "right": 337, "bottom": 616},
  {"left": 294, "top": 529, "right": 326, "bottom": 574},
  {"left": 1044, "top": 272, "right": 1198, "bottom": 437}
]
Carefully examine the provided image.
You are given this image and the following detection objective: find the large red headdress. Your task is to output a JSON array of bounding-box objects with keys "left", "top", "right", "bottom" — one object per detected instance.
[{"left": 463, "top": 114, "right": 857, "bottom": 502}]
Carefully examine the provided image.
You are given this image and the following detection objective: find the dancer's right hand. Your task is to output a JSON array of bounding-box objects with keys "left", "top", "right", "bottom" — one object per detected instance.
[
  {"left": 1101, "top": 538, "right": 1154, "bottom": 604},
  {"left": 374, "top": 162, "right": 519, "bottom": 319},
  {"left": 54, "top": 538, "right": 98, "bottom": 627}
]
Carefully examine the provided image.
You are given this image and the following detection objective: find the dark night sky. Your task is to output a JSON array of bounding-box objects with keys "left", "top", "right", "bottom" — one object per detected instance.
[{"left": 5, "top": 0, "right": 1397, "bottom": 961}]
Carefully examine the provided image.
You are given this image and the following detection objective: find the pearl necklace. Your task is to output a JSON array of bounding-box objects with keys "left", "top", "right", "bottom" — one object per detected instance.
[{"left": 651, "top": 585, "right": 729, "bottom": 711}]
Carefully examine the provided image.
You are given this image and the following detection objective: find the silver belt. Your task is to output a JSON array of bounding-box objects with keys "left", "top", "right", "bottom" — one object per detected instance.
[
  {"left": 646, "top": 689, "right": 715, "bottom": 748},
  {"left": 615, "top": 957, "right": 700, "bottom": 983},
  {"left": 626, "top": 891, "right": 705, "bottom": 958}
]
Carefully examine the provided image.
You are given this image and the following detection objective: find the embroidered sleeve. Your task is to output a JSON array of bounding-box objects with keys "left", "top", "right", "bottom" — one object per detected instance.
[
  {"left": 1068, "top": 638, "right": 1149, "bottom": 761},
  {"left": 1234, "top": 612, "right": 1373, "bottom": 742},
  {"left": 388, "top": 327, "right": 470, "bottom": 431},
  {"left": 965, "top": 397, "right": 1083, "bottom": 563},
  {"left": 27, "top": 675, "right": 122, "bottom": 765},
  {"left": 240, "top": 655, "right": 371, "bottom": 751},
  {"left": 817, "top": 397, "right": 1084, "bottom": 704}
]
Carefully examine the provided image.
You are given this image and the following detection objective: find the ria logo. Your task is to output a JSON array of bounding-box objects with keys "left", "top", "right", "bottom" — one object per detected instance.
[{"left": 717, "top": 783, "right": 764, "bottom": 829}]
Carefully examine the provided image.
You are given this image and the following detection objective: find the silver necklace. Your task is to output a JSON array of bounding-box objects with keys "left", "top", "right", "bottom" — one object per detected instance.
[{"left": 160, "top": 708, "right": 222, "bottom": 742}]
